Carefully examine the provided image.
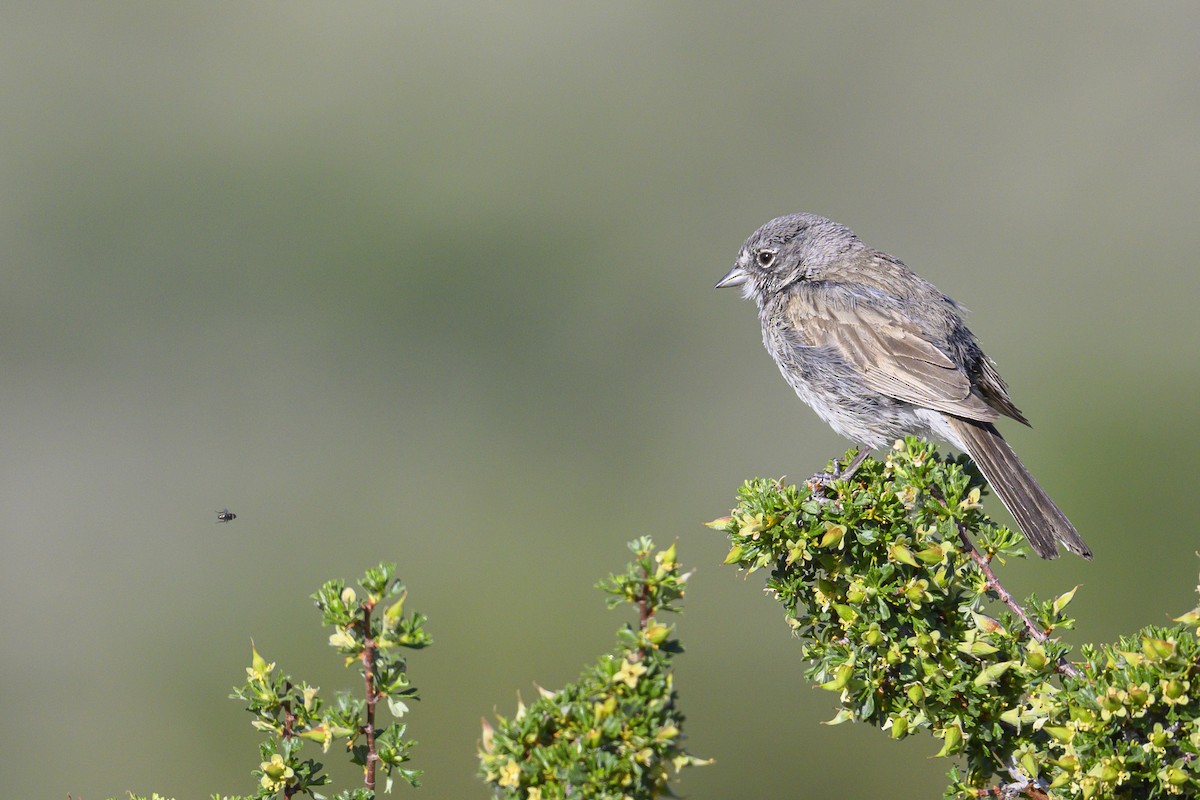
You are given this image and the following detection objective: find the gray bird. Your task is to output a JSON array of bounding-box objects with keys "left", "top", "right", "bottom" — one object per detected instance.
[{"left": 717, "top": 212, "right": 1091, "bottom": 560}]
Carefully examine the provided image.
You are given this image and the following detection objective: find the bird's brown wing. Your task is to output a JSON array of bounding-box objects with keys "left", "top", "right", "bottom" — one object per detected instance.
[{"left": 789, "top": 294, "right": 999, "bottom": 423}]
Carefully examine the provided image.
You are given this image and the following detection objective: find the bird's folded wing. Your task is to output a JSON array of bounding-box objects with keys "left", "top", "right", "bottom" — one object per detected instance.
[{"left": 790, "top": 298, "right": 999, "bottom": 422}]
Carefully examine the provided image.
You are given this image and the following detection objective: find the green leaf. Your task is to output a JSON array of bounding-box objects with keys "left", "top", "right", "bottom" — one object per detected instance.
[{"left": 1052, "top": 585, "right": 1079, "bottom": 614}]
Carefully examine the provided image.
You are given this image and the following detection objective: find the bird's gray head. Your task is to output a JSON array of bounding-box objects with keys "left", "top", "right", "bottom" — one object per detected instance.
[{"left": 715, "top": 212, "right": 860, "bottom": 303}]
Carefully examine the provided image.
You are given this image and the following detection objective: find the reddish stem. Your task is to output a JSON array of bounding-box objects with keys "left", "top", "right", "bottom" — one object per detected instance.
[
  {"left": 282, "top": 682, "right": 297, "bottom": 799},
  {"left": 637, "top": 576, "right": 650, "bottom": 629},
  {"left": 954, "top": 524, "right": 1080, "bottom": 680},
  {"left": 361, "top": 599, "right": 379, "bottom": 792},
  {"left": 633, "top": 558, "right": 653, "bottom": 661}
]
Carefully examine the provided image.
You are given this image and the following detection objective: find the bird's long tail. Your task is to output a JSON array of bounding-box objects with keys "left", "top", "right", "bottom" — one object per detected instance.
[{"left": 946, "top": 417, "right": 1092, "bottom": 560}]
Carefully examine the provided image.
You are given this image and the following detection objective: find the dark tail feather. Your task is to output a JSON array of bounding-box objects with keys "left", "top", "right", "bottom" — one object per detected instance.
[{"left": 946, "top": 417, "right": 1092, "bottom": 560}]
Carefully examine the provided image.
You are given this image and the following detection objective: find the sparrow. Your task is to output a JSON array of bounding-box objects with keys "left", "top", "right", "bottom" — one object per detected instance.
[{"left": 717, "top": 212, "right": 1091, "bottom": 560}]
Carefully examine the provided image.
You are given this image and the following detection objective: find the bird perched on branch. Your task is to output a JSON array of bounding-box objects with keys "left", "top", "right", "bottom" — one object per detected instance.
[{"left": 717, "top": 212, "right": 1091, "bottom": 560}]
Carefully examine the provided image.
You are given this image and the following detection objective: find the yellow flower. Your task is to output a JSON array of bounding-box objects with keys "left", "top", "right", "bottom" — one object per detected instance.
[
  {"left": 1160, "top": 678, "right": 1190, "bottom": 706},
  {"left": 328, "top": 629, "right": 357, "bottom": 650},
  {"left": 593, "top": 696, "right": 617, "bottom": 719},
  {"left": 498, "top": 758, "right": 521, "bottom": 788},
  {"left": 259, "top": 753, "right": 294, "bottom": 791},
  {"left": 615, "top": 657, "right": 648, "bottom": 689},
  {"left": 737, "top": 513, "right": 767, "bottom": 539},
  {"left": 654, "top": 542, "right": 678, "bottom": 575},
  {"left": 248, "top": 645, "right": 275, "bottom": 682}
]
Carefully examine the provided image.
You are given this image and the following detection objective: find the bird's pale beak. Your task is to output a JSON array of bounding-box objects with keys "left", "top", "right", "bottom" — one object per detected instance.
[{"left": 715, "top": 265, "right": 748, "bottom": 289}]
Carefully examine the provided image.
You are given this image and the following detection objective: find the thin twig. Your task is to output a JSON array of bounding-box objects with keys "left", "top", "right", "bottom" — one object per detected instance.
[
  {"left": 360, "top": 599, "right": 379, "bottom": 792},
  {"left": 634, "top": 557, "right": 652, "bottom": 661},
  {"left": 637, "top": 577, "right": 650, "bottom": 630},
  {"left": 282, "top": 682, "right": 297, "bottom": 799},
  {"left": 955, "top": 522, "right": 1080, "bottom": 680}
]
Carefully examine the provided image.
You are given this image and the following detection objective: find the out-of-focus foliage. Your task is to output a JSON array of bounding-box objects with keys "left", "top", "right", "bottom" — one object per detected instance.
[
  {"left": 480, "top": 538, "right": 709, "bottom": 799},
  {"left": 226, "top": 564, "right": 428, "bottom": 799}
]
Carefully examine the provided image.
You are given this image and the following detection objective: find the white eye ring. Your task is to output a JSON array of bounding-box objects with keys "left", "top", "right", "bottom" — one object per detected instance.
[{"left": 755, "top": 249, "right": 777, "bottom": 267}]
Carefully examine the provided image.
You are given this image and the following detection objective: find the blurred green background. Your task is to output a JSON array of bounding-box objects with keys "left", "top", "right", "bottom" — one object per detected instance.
[{"left": 3, "top": 4, "right": 1199, "bottom": 798}]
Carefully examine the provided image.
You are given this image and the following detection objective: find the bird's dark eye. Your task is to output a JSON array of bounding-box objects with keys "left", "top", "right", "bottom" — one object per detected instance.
[{"left": 755, "top": 249, "right": 776, "bottom": 268}]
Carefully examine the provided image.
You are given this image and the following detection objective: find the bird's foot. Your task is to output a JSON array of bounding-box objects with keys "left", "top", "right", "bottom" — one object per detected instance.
[
  {"left": 805, "top": 470, "right": 840, "bottom": 490},
  {"left": 805, "top": 447, "right": 872, "bottom": 492}
]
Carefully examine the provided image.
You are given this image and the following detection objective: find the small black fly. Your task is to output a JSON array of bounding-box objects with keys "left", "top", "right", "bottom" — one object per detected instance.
[{"left": 216, "top": 509, "right": 237, "bottom": 523}]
